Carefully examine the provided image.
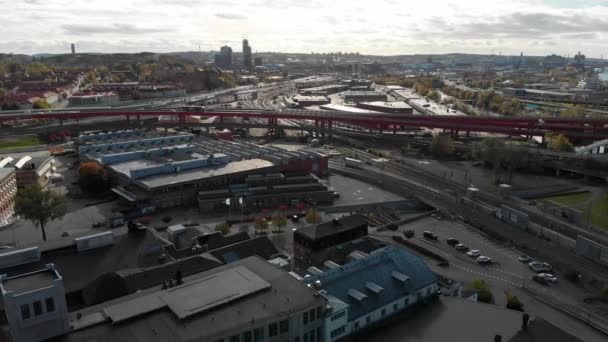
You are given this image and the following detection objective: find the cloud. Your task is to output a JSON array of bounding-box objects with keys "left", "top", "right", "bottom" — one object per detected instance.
[
  {"left": 61, "top": 24, "right": 171, "bottom": 35},
  {"left": 215, "top": 12, "right": 247, "bottom": 20}
]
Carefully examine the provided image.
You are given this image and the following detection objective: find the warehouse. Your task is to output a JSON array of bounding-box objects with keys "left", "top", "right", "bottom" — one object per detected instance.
[
  {"left": 292, "top": 95, "right": 330, "bottom": 107},
  {"left": 342, "top": 91, "right": 388, "bottom": 103},
  {"left": 357, "top": 101, "right": 413, "bottom": 114}
]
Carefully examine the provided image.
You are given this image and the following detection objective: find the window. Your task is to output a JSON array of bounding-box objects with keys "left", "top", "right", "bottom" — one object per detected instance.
[
  {"left": 269, "top": 323, "right": 278, "bottom": 337},
  {"left": 303, "top": 332, "right": 309, "bottom": 342},
  {"left": 310, "top": 330, "right": 316, "bottom": 342},
  {"left": 45, "top": 297, "right": 55, "bottom": 312},
  {"left": 393, "top": 303, "right": 398, "bottom": 311},
  {"left": 33, "top": 301, "right": 43, "bottom": 316},
  {"left": 254, "top": 327, "right": 264, "bottom": 342},
  {"left": 229, "top": 335, "right": 239, "bottom": 342},
  {"left": 20, "top": 304, "right": 31, "bottom": 320},
  {"left": 354, "top": 321, "right": 360, "bottom": 330},
  {"left": 242, "top": 332, "right": 252, "bottom": 342},
  {"left": 331, "top": 311, "right": 346, "bottom": 321},
  {"left": 366, "top": 316, "right": 371, "bottom": 324},
  {"left": 316, "top": 327, "right": 322, "bottom": 341},
  {"left": 279, "top": 319, "right": 289, "bottom": 333},
  {"left": 303, "top": 311, "right": 308, "bottom": 325},
  {"left": 381, "top": 308, "right": 386, "bottom": 316},
  {"left": 309, "top": 308, "right": 316, "bottom": 321},
  {"left": 316, "top": 306, "right": 322, "bottom": 320},
  {"left": 330, "top": 326, "right": 346, "bottom": 338}
]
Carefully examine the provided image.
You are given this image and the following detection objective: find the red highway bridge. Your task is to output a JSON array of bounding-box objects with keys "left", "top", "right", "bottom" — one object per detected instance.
[{"left": 1, "top": 109, "right": 608, "bottom": 140}]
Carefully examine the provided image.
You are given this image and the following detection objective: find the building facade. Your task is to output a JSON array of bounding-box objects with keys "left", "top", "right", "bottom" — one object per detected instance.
[
  {"left": 243, "top": 39, "right": 253, "bottom": 69},
  {"left": 0, "top": 169, "right": 17, "bottom": 224},
  {"left": 0, "top": 264, "right": 70, "bottom": 342}
]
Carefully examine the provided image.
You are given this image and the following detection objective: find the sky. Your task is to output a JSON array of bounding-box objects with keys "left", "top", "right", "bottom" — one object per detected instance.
[{"left": 1, "top": 0, "right": 608, "bottom": 57}]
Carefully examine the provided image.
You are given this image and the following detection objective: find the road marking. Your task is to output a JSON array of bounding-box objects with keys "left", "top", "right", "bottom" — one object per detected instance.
[{"left": 452, "top": 264, "right": 522, "bottom": 287}]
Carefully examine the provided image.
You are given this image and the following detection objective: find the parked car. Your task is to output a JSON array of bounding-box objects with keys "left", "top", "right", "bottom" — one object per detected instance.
[
  {"left": 290, "top": 215, "right": 299, "bottom": 222},
  {"left": 539, "top": 273, "right": 558, "bottom": 283},
  {"left": 518, "top": 255, "right": 532, "bottom": 263},
  {"left": 455, "top": 243, "right": 469, "bottom": 251},
  {"left": 529, "top": 261, "right": 552, "bottom": 273},
  {"left": 467, "top": 250, "right": 481, "bottom": 258},
  {"left": 446, "top": 238, "right": 459, "bottom": 246},
  {"left": 477, "top": 256, "right": 492, "bottom": 264},
  {"left": 532, "top": 274, "right": 550, "bottom": 285},
  {"left": 423, "top": 231, "right": 438, "bottom": 241}
]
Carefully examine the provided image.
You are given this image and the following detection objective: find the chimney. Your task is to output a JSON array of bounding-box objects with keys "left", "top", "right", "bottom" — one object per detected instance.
[
  {"left": 494, "top": 335, "right": 502, "bottom": 342},
  {"left": 522, "top": 313, "right": 530, "bottom": 330}
]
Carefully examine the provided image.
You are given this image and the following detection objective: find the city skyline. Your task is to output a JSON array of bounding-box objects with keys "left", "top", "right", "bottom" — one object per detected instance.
[{"left": 1, "top": 0, "right": 608, "bottom": 57}]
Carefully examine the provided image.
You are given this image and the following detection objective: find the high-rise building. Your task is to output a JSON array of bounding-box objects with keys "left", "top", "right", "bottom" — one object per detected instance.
[
  {"left": 254, "top": 57, "right": 263, "bottom": 67},
  {"left": 71, "top": 43, "right": 75, "bottom": 55},
  {"left": 243, "top": 39, "right": 252, "bottom": 69},
  {"left": 215, "top": 45, "right": 233, "bottom": 68},
  {"left": 574, "top": 51, "right": 586, "bottom": 69}
]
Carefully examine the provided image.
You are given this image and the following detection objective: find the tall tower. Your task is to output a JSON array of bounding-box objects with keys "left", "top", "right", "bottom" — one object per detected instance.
[
  {"left": 216, "top": 45, "right": 233, "bottom": 68},
  {"left": 70, "top": 43, "right": 75, "bottom": 56},
  {"left": 242, "top": 39, "right": 252, "bottom": 69}
]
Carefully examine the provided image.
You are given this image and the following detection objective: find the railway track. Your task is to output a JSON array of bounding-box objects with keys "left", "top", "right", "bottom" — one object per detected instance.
[
  {"left": 335, "top": 144, "right": 608, "bottom": 245},
  {"left": 329, "top": 161, "right": 608, "bottom": 283}
]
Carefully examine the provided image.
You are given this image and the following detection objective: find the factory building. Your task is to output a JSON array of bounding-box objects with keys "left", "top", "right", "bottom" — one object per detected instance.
[
  {"left": 299, "top": 84, "right": 349, "bottom": 96},
  {"left": 292, "top": 95, "right": 331, "bottom": 107},
  {"left": 342, "top": 91, "right": 388, "bottom": 103},
  {"left": 78, "top": 131, "right": 328, "bottom": 210},
  {"left": 319, "top": 104, "right": 381, "bottom": 114},
  {"left": 357, "top": 101, "right": 413, "bottom": 114}
]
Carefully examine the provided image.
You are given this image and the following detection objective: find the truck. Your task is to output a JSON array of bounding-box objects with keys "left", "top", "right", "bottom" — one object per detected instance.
[{"left": 344, "top": 157, "right": 363, "bottom": 168}]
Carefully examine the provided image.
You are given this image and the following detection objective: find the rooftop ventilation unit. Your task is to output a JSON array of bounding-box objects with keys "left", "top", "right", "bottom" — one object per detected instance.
[
  {"left": 75, "top": 231, "right": 114, "bottom": 252},
  {"left": 0, "top": 246, "right": 41, "bottom": 269}
]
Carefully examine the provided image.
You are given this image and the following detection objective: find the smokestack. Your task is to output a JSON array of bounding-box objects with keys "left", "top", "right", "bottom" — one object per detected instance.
[{"left": 522, "top": 313, "right": 530, "bottom": 330}]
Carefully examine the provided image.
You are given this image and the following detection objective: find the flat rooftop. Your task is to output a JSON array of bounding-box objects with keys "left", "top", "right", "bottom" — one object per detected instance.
[
  {"left": 359, "top": 101, "right": 412, "bottom": 109},
  {"left": 62, "top": 256, "right": 325, "bottom": 342},
  {"left": 319, "top": 104, "right": 381, "bottom": 114},
  {"left": 296, "top": 214, "right": 367, "bottom": 240},
  {"left": 132, "top": 159, "right": 275, "bottom": 190},
  {"left": 353, "top": 296, "right": 583, "bottom": 342},
  {"left": 1, "top": 269, "right": 57, "bottom": 294}
]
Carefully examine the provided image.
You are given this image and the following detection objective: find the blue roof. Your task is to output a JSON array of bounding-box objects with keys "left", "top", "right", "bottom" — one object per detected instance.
[{"left": 305, "top": 246, "right": 437, "bottom": 321}]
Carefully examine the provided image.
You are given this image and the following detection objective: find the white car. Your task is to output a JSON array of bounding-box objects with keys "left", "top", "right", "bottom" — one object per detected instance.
[
  {"left": 455, "top": 244, "right": 469, "bottom": 251},
  {"left": 467, "top": 250, "right": 481, "bottom": 258},
  {"left": 477, "top": 256, "right": 492, "bottom": 264},
  {"left": 540, "top": 273, "right": 558, "bottom": 283}
]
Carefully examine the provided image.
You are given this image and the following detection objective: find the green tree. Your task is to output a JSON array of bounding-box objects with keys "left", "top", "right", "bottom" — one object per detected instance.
[
  {"left": 546, "top": 134, "right": 574, "bottom": 152},
  {"left": 430, "top": 133, "right": 455, "bottom": 159},
  {"left": 254, "top": 217, "right": 269, "bottom": 234},
  {"left": 470, "top": 279, "right": 494, "bottom": 304},
  {"left": 272, "top": 214, "right": 287, "bottom": 232},
  {"left": 15, "top": 185, "right": 67, "bottom": 241},
  {"left": 427, "top": 90, "right": 440, "bottom": 102},
  {"left": 305, "top": 209, "right": 322, "bottom": 224},
  {"left": 561, "top": 106, "right": 586, "bottom": 118},
  {"left": 215, "top": 222, "right": 231, "bottom": 236},
  {"left": 33, "top": 99, "right": 50, "bottom": 109},
  {"left": 505, "top": 292, "right": 524, "bottom": 311}
]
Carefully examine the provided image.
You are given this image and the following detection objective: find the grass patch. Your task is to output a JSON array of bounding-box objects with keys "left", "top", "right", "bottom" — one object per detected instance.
[
  {"left": 545, "top": 192, "right": 592, "bottom": 208},
  {"left": 545, "top": 192, "right": 608, "bottom": 230},
  {"left": 0, "top": 136, "right": 41, "bottom": 150}
]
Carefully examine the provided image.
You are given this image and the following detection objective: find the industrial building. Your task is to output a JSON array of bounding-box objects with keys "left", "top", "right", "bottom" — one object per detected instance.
[
  {"left": 299, "top": 84, "right": 349, "bottom": 96},
  {"left": 292, "top": 95, "right": 331, "bottom": 107},
  {"left": 58, "top": 256, "right": 326, "bottom": 342},
  {"left": 0, "top": 168, "right": 17, "bottom": 224},
  {"left": 503, "top": 88, "right": 575, "bottom": 101},
  {"left": 319, "top": 104, "right": 381, "bottom": 114},
  {"left": 294, "top": 214, "right": 368, "bottom": 270},
  {"left": 198, "top": 173, "right": 335, "bottom": 212},
  {"left": 357, "top": 101, "right": 413, "bottom": 114},
  {"left": 78, "top": 131, "right": 328, "bottom": 209},
  {"left": 68, "top": 91, "right": 119, "bottom": 106},
  {"left": 342, "top": 91, "right": 388, "bottom": 103},
  {"left": 0, "top": 155, "right": 56, "bottom": 189},
  {"left": 303, "top": 246, "right": 439, "bottom": 341}
]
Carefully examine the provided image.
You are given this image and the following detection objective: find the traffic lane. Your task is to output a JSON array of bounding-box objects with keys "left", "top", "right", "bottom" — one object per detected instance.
[{"left": 400, "top": 217, "right": 530, "bottom": 277}]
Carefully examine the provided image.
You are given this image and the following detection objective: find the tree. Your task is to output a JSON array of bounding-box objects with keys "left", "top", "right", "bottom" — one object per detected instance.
[
  {"left": 272, "top": 214, "right": 287, "bottom": 232},
  {"left": 78, "top": 161, "right": 108, "bottom": 193},
  {"left": 470, "top": 279, "right": 494, "bottom": 304},
  {"left": 427, "top": 91, "right": 440, "bottom": 102},
  {"left": 215, "top": 222, "right": 231, "bottom": 236},
  {"left": 305, "top": 209, "right": 322, "bottom": 224},
  {"left": 33, "top": 99, "right": 50, "bottom": 109},
  {"left": 254, "top": 217, "right": 269, "bottom": 234},
  {"left": 15, "top": 185, "right": 67, "bottom": 241},
  {"left": 546, "top": 133, "right": 574, "bottom": 152},
  {"left": 561, "top": 106, "right": 585, "bottom": 119},
  {"left": 430, "top": 133, "right": 455, "bottom": 159},
  {"left": 505, "top": 292, "right": 524, "bottom": 311}
]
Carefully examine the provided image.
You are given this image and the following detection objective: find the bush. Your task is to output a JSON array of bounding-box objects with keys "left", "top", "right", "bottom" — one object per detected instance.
[
  {"left": 215, "top": 222, "right": 231, "bottom": 236},
  {"left": 404, "top": 230, "right": 415, "bottom": 239},
  {"left": 505, "top": 292, "right": 524, "bottom": 311},
  {"left": 470, "top": 279, "right": 494, "bottom": 304}
]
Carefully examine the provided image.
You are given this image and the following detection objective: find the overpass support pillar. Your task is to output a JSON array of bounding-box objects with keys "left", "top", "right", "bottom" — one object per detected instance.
[
  {"left": 327, "top": 120, "right": 333, "bottom": 140},
  {"left": 137, "top": 115, "right": 141, "bottom": 126},
  {"left": 393, "top": 125, "right": 397, "bottom": 135}
]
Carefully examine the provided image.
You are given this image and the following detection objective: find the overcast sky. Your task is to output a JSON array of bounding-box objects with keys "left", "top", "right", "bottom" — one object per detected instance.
[{"left": 1, "top": 0, "right": 608, "bottom": 57}]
